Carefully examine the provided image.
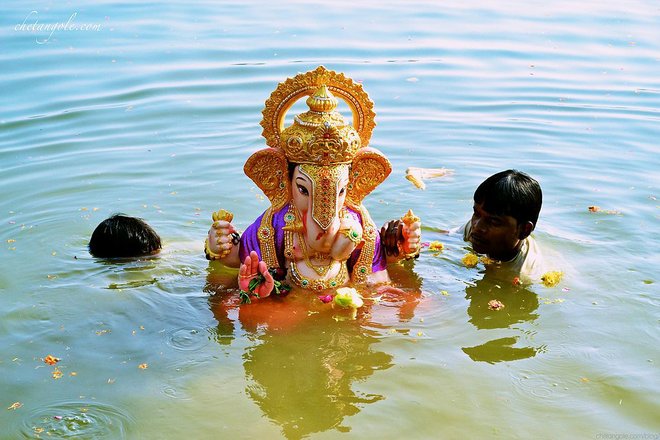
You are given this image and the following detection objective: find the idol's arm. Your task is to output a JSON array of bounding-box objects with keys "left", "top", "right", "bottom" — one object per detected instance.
[{"left": 380, "top": 218, "right": 422, "bottom": 264}]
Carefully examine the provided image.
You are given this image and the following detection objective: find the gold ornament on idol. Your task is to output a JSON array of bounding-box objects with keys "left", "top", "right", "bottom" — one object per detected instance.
[{"left": 297, "top": 231, "right": 335, "bottom": 277}]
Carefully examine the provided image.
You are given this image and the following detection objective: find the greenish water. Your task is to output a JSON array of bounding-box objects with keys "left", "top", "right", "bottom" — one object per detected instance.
[{"left": 1, "top": 0, "right": 658, "bottom": 438}]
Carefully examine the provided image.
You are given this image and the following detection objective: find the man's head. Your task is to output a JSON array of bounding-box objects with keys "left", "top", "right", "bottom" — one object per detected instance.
[
  {"left": 468, "top": 170, "right": 542, "bottom": 261},
  {"left": 89, "top": 214, "right": 161, "bottom": 258}
]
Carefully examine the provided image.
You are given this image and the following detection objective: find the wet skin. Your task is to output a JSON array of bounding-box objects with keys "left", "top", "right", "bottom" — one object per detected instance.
[{"left": 468, "top": 202, "right": 533, "bottom": 262}]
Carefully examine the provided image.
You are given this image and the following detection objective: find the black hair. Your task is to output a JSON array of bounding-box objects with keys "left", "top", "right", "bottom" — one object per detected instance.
[
  {"left": 89, "top": 214, "right": 161, "bottom": 258},
  {"left": 473, "top": 170, "right": 542, "bottom": 226}
]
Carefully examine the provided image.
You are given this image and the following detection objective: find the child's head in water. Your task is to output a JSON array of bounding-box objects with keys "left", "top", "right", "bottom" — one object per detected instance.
[
  {"left": 467, "top": 170, "right": 542, "bottom": 261},
  {"left": 89, "top": 214, "right": 161, "bottom": 258}
]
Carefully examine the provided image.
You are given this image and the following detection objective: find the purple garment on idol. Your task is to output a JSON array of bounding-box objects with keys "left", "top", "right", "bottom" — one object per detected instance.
[{"left": 239, "top": 206, "right": 387, "bottom": 273}]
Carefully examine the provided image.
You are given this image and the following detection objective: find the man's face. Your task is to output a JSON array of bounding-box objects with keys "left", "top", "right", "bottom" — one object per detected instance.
[{"left": 468, "top": 202, "right": 524, "bottom": 261}]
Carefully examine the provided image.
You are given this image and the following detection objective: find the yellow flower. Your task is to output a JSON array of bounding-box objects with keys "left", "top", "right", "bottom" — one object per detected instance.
[
  {"left": 334, "top": 287, "right": 364, "bottom": 309},
  {"left": 462, "top": 253, "right": 479, "bottom": 268},
  {"left": 138, "top": 363, "right": 148, "bottom": 370},
  {"left": 479, "top": 255, "right": 496, "bottom": 265},
  {"left": 541, "top": 271, "right": 563, "bottom": 287},
  {"left": 43, "top": 355, "right": 60, "bottom": 365},
  {"left": 52, "top": 368, "right": 63, "bottom": 379},
  {"left": 428, "top": 241, "right": 444, "bottom": 252}
]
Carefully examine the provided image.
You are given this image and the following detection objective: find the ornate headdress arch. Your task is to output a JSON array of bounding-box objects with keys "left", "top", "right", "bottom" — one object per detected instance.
[{"left": 245, "top": 66, "right": 391, "bottom": 211}]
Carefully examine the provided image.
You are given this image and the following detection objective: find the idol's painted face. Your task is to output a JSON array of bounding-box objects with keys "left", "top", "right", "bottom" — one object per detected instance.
[
  {"left": 291, "top": 165, "right": 349, "bottom": 250},
  {"left": 468, "top": 202, "right": 526, "bottom": 261}
]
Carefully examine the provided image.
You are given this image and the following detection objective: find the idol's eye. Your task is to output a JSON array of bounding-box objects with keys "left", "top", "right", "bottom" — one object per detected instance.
[
  {"left": 297, "top": 184, "right": 309, "bottom": 196},
  {"left": 339, "top": 187, "right": 346, "bottom": 195}
]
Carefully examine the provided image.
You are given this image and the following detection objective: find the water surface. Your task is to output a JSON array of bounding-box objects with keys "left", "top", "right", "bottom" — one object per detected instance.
[{"left": 1, "top": 0, "right": 659, "bottom": 438}]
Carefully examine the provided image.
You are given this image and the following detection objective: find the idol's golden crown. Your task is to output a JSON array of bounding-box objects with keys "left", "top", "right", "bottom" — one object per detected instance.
[{"left": 260, "top": 66, "right": 376, "bottom": 165}]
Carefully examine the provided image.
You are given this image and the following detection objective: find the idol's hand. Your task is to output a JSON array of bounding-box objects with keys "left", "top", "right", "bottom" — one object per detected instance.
[
  {"left": 330, "top": 215, "right": 363, "bottom": 261},
  {"left": 238, "top": 251, "right": 274, "bottom": 298},
  {"left": 207, "top": 220, "right": 236, "bottom": 256},
  {"left": 380, "top": 217, "right": 422, "bottom": 261},
  {"left": 401, "top": 219, "right": 422, "bottom": 257},
  {"left": 205, "top": 208, "right": 241, "bottom": 267}
]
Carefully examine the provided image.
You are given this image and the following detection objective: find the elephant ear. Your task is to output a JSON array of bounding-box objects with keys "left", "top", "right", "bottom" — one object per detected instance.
[
  {"left": 244, "top": 148, "right": 290, "bottom": 211},
  {"left": 346, "top": 147, "right": 392, "bottom": 207}
]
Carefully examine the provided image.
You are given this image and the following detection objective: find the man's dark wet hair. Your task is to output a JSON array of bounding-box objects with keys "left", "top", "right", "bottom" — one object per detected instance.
[
  {"left": 474, "top": 170, "right": 542, "bottom": 226},
  {"left": 89, "top": 214, "right": 161, "bottom": 258}
]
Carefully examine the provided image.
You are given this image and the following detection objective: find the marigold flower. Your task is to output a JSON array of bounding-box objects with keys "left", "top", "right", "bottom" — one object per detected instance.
[
  {"left": 138, "top": 363, "right": 148, "bottom": 369},
  {"left": 462, "top": 253, "right": 479, "bottom": 268},
  {"left": 52, "top": 368, "right": 63, "bottom": 379},
  {"left": 43, "top": 355, "right": 60, "bottom": 365},
  {"left": 541, "top": 271, "right": 563, "bottom": 287},
  {"left": 428, "top": 241, "right": 444, "bottom": 252},
  {"left": 512, "top": 277, "right": 522, "bottom": 286}
]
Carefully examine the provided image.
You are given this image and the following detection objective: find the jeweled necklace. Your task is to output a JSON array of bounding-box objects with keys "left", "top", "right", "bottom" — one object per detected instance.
[{"left": 297, "top": 232, "right": 334, "bottom": 277}]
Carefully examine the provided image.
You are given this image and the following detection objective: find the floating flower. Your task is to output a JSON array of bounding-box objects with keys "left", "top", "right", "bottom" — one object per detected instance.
[
  {"left": 588, "top": 205, "right": 621, "bottom": 215},
  {"left": 428, "top": 241, "right": 444, "bottom": 252},
  {"left": 488, "top": 299, "right": 505, "bottom": 310},
  {"left": 462, "top": 253, "right": 479, "bottom": 268},
  {"left": 43, "top": 355, "right": 60, "bottom": 365},
  {"left": 138, "top": 363, "right": 148, "bottom": 369},
  {"left": 479, "top": 255, "right": 496, "bottom": 265},
  {"left": 541, "top": 271, "right": 563, "bottom": 287},
  {"left": 333, "top": 287, "right": 364, "bottom": 309},
  {"left": 512, "top": 277, "right": 522, "bottom": 286},
  {"left": 7, "top": 402, "right": 22, "bottom": 410},
  {"left": 318, "top": 294, "right": 333, "bottom": 304},
  {"left": 52, "top": 368, "right": 63, "bottom": 379}
]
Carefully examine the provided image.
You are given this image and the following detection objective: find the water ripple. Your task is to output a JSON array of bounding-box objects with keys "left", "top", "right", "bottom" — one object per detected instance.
[
  {"left": 14, "top": 401, "right": 135, "bottom": 439},
  {"left": 164, "top": 326, "right": 211, "bottom": 351}
]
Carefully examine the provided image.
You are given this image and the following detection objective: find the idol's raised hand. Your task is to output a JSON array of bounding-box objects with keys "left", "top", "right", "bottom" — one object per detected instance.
[
  {"left": 380, "top": 210, "right": 422, "bottom": 262},
  {"left": 331, "top": 214, "right": 364, "bottom": 261},
  {"left": 401, "top": 217, "right": 422, "bottom": 257},
  {"left": 238, "top": 251, "right": 275, "bottom": 298},
  {"left": 205, "top": 210, "right": 240, "bottom": 267}
]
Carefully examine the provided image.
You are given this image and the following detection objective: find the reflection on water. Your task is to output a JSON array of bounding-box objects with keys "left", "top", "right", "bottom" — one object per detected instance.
[
  {"left": 462, "top": 273, "right": 541, "bottom": 364},
  {"left": 244, "top": 320, "right": 391, "bottom": 439},
  {"left": 206, "top": 265, "right": 424, "bottom": 439}
]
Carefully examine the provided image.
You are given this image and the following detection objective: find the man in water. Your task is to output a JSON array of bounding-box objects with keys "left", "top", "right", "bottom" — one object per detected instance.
[
  {"left": 89, "top": 214, "right": 161, "bottom": 258},
  {"left": 463, "top": 169, "right": 544, "bottom": 283}
]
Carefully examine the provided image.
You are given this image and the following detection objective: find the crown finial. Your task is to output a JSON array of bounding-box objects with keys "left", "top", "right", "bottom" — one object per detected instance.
[{"left": 306, "top": 85, "right": 338, "bottom": 113}]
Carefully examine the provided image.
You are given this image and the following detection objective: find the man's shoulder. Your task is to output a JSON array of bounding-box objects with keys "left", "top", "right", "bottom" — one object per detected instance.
[
  {"left": 518, "top": 235, "right": 547, "bottom": 282},
  {"left": 454, "top": 221, "right": 470, "bottom": 241}
]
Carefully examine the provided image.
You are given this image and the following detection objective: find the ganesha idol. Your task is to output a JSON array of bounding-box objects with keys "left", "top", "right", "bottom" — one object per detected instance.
[{"left": 205, "top": 66, "right": 421, "bottom": 298}]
